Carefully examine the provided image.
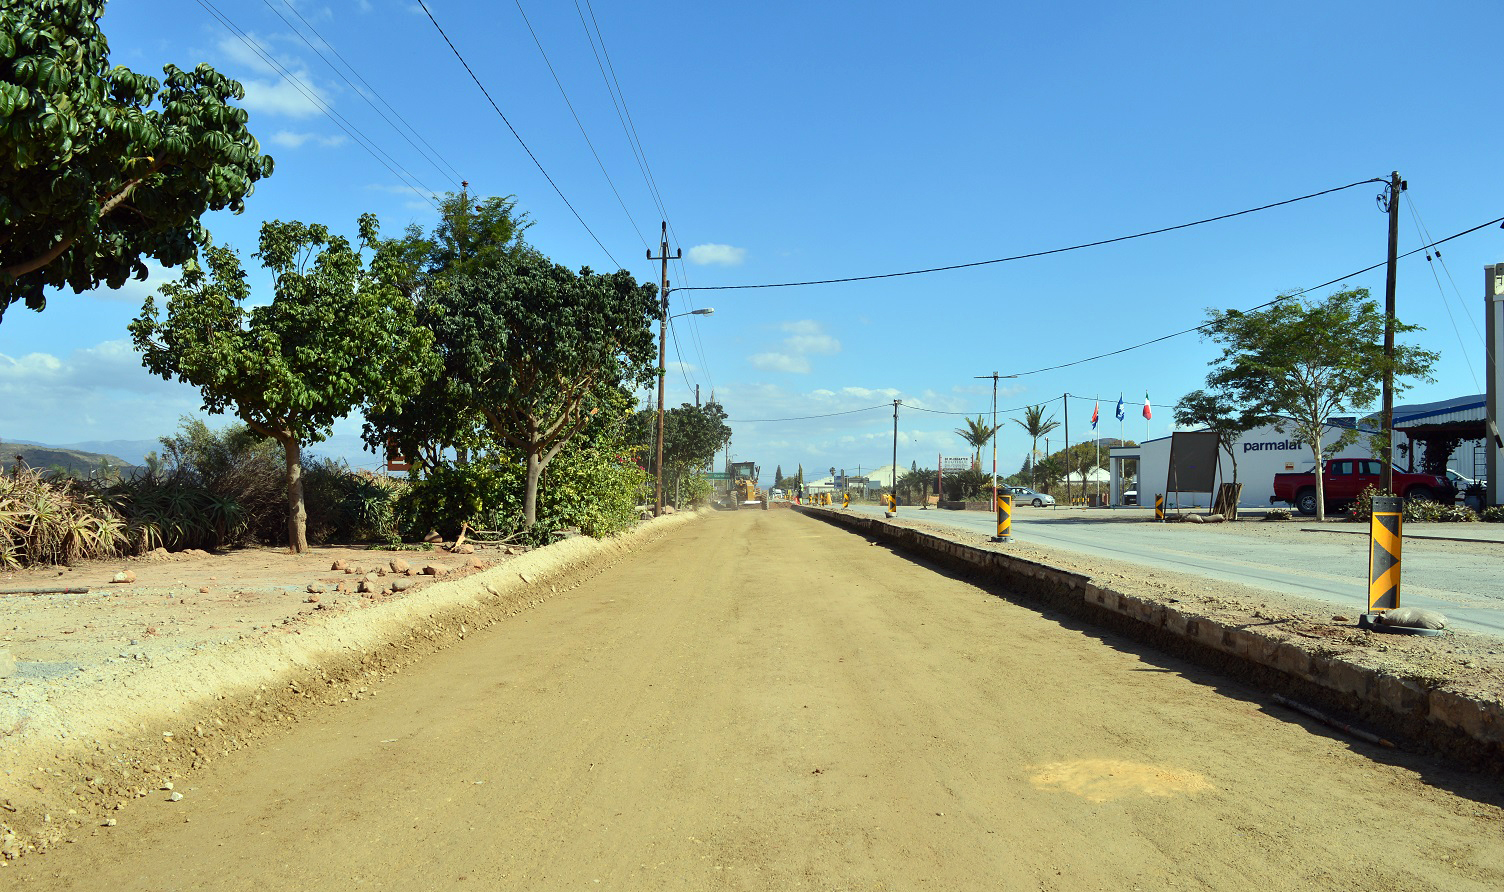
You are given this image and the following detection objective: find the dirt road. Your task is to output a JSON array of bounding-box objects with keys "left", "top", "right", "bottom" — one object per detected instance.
[{"left": 13, "top": 510, "right": 1503, "bottom": 890}]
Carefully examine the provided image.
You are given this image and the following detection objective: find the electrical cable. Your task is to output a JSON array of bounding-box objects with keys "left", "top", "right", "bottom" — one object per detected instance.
[
  {"left": 730, "top": 404, "right": 892, "bottom": 423},
  {"left": 570, "top": 0, "right": 717, "bottom": 391},
  {"left": 193, "top": 0, "right": 442, "bottom": 210},
  {"left": 267, "top": 0, "right": 463, "bottom": 189},
  {"left": 512, "top": 0, "right": 650, "bottom": 251},
  {"left": 677, "top": 178, "right": 1386, "bottom": 292},
  {"left": 1008, "top": 213, "right": 1504, "bottom": 378},
  {"left": 415, "top": 0, "right": 623, "bottom": 269},
  {"left": 726, "top": 213, "right": 1503, "bottom": 426},
  {"left": 667, "top": 316, "right": 698, "bottom": 396},
  {"left": 1405, "top": 194, "right": 1495, "bottom": 378},
  {"left": 1404, "top": 195, "right": 1480, "bottom": 391}
]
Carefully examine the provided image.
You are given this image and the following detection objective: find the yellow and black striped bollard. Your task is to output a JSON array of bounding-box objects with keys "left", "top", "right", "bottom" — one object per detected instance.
[
  {"left": 1367, "top": 495, "right": 1403, "bottom": 613},
  {"left": 992, "top": 491, "right": 1013, "bottom": 542},
  {"left": 1154, "top": 493, "right": 1165, "bottom": 522}
]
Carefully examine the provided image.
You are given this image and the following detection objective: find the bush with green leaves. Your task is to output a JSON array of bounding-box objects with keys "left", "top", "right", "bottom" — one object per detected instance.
[
  {"left": 395, "top": 461, "right": 521, "bottom": 543},
  {"left": 1403, "top": 499, "right": 1478, "bottom": 523},
  {"left": 0, "top": 467, "right": 128, "bottom": 568},
  {"left": 1481, "top": 505, "right": 1504, "bottom": 523},
  {"left": 679, "top": 471, "right": 714, "bottom": 508},
  {"left": 303, "top": 460, "right": 401, "bottom": 544}
]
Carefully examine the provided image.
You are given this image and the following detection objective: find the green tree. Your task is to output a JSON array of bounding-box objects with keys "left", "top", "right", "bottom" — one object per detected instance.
[
  {"left": 1011, "top": 404, "right": 1060, "bottom": 490},
  {"left": 1172, "top": 388, "right": 1270, "bottom": 491},
  {"left": 365, "top": 190, "right": 532, "bottom": 471},
  {"left": 774, "top": 464, "right": 783, "bottom": 488},
  {"left": 1, "top": 0, "right": 274, "bottom": 320},
  {"left": 628, "top": 401, "right": 732, "bottom": 507},
  {"left": 131, "top": 215, "right": 437, "bottom": 552},
  {"left": 424, "top": 250, "right": 658, "bottom": 528},
  {"left": 1200, "top": 289, "right": 1438, "bottom": 521},
  {"left": 954, "top": 415, "right": 998, "bottom": 469}
]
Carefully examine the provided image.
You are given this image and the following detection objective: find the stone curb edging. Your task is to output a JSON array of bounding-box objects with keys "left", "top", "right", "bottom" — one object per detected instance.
[
  {"left": 0, "top": 510, "right": 705, "bottom": 862},
  {"left": 796, "top": 506, "right": 1504, "bottom": 771}
]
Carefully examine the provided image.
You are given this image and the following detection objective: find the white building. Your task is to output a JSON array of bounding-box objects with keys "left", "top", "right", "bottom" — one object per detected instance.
[{"left": 1108, "top": 419, "right": 1377, "bottom": 509}]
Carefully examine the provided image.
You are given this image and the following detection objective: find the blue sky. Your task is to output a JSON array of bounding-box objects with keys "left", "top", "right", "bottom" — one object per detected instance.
[{"left": 3, "top": 0, "right": 1501, "bottom": 480}]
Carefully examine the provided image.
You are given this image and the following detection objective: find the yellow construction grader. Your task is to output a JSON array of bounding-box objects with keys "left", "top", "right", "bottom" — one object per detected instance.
[{"left": 726, "top": 460, "right": 767, "bottom": 510}]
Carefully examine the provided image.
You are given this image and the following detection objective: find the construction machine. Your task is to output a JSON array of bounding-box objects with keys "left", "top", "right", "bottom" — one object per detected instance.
[{"left": 726, "top": 460, "right": 767, "bottom": 509}]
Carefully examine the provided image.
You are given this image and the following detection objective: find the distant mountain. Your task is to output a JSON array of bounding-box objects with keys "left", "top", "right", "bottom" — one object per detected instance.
[
  {"left": 55, "top": 439, "right": 160, "bottom": 466},
  {"left": 0, "top": 440, "right": 139, "bottom": 477}
]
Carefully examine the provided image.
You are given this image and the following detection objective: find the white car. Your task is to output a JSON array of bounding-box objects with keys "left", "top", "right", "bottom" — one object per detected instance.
[{"left": 1008, "top": 486, "right": 1055, "bottom": 507}]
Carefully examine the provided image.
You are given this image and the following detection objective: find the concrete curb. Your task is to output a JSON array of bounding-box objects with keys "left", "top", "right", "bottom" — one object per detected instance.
[{"left": 797, "top": 506, "right": 1503, "bottom": 771}]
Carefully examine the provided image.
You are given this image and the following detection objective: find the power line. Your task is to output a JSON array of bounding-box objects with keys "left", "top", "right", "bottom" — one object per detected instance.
[
  {"left": 1405, "top": 195, "right": 1480, "bottom": 391},
  {"left": 730, "top": 404, "right": 892, "bottom": 423},
  {"left": 267, "top": 0, "right": 463, "bottom": 189},
  {"left": 667, "top": 317, "right": 697, "bottom": 395},
  {"left": 1008, "top": 213, "right": 1504, "bottom": 378},
  {"left": 678, "top": 178, "right": 1386, "bottom": 292},
  {"left": 570, "top": 1, "right": 716, "bottom": 390},
  {"left": 193, "top": 0, "right": 442, "bottom": 210},
  {"left": 727, "top": 213, "right": 1504, "bottom": 426},
  {"left": 414, "top": 0, "right": 623, "bottom": 269},
  {"left": 512, "top": 0, "right": 649, "bottom": 251}
]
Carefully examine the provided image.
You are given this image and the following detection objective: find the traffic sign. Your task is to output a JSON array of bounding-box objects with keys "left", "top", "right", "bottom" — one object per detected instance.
[{"left": 704, "top": 471, "right": 730, "bottom": 480}]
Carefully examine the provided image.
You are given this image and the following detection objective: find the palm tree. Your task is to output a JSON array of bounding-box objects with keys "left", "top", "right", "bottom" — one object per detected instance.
[
  {"left": 954, "top": 415, "right": 999, "bottom": 469},
  {"left": 1012, "top": 404, "right": 1060, "bottom": 490}
]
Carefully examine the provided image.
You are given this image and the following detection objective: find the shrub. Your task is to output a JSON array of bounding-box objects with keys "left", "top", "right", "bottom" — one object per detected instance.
[
  {"left": 1481, "top": 505, "right": 1504, "bottom": 523},
  {"left": 157, "top": 419, "right": 283, "bottom": 544},
  {"left": 0, "top": 468, "right": 130, "bottom": 568},
  {"left": 303, "top": 459, "right": 401, "bottom": 544},
  {"left": 1401, "top": 499, "right": 1477, "bottom": 523}
]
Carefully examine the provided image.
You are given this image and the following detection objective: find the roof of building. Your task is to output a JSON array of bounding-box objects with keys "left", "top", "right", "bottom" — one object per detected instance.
[{"left": 1390, "top": 394, "right": 1486, "bottom": 428}]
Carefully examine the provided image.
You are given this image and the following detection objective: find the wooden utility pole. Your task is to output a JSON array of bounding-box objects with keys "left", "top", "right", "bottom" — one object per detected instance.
[
  {"left": 648, "top": 221, "right": 680, "bottom": 516},
  {"left": 1063, "top": 392, "right": 1071, "bottom": 508},
  {"left": 1380, "top": 171, "right": 1405, "bottom": 494},
  {"left": 892, "top": 400, "right": 900, "bottom": 501}
]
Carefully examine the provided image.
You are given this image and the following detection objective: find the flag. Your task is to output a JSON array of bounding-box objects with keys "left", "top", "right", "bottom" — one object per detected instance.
[
  {"left": 1142, "top": 392, "right": 1152, "bottom": 421},
  {"left": 1115, "top": 394, "right": 1125, "bottom": 421},
  {"left": 1091, "top": 401, "right": 1099, "bottom": 431}
]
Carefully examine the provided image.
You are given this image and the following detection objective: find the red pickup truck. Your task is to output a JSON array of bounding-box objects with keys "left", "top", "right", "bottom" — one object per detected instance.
[{"left": 1271, "top": 458, "right": 1452, "bottom": 515}]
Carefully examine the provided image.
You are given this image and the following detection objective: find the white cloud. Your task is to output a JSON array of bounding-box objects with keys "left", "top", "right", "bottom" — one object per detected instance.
[
  {"left": 745, "top": 320, "right": 841, "bottom": 374},
  {"left": 268, "top": 130, "right": 348, "bottom": 149},
  {"left": 749, "top": 352, "right": 810, "bottom": 374},
  {"left": 215, "top": 34, "right": 332, "bottom": 119},
  {"left": 687, "top": 243, "right": 747, "bottom": 266},
  {"left": 0, "top": 340, "right": 210, "bottom": 445}
]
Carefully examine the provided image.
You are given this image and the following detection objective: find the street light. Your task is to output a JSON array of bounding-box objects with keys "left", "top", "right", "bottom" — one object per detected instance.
[{"left": 655, "top": 304, "right": 716, "bottom": 515}]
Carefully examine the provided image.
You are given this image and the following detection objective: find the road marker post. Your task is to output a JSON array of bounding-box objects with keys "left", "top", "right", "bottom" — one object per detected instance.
[
  {"left": 1358, "top": 495, "right": 1417, "bottom": 634},
  {"left": 884, "top": 493, "right": 896, "bottom": 518},
  {"left": 842, "top": 492, "right": 850, "bottom": 509},
  {"left": 1154, "top": 493, "right": 1165, "bottom": 522},
  {"left": 991, "top": 491, "right": 1013, "bottom": 542}
]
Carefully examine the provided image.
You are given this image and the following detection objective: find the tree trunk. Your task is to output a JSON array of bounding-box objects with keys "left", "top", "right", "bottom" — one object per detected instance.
[
  {"left": 281, "top": 434, "right": 308, "bottom": 553},
  {"left": 522, "top": 415, "right": 543, "bottom": 529},
  {"left": 1313, "top": 445, "right": 1327, "bottom": 523}
]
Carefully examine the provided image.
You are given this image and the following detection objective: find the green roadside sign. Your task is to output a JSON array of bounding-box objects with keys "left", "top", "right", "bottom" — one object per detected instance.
[{"left": 704, "top": 472, "right": 731, "bottom": 480}]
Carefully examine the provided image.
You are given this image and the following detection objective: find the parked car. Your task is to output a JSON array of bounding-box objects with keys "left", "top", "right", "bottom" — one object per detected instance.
[
  {"left": 1270, "top": 458, "right": 1451, "bottom": 516},
  {"left": 1445, "top": 470, "right": 1476, "bottom": 502},
  {"left": 1007, "top": 486, "right": 1055, "bottom": 507},
  {"left": 1123, "top": 489, "right": 1138, "bottom": 506}
]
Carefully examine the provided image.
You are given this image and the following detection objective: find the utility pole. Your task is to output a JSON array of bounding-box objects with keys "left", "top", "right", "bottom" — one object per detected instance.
[
  {"left": 695, "top": 384, "right": 700, "bottom": 407},
  {"left": 1063, "top": 392, "right": 1071, "bottom": 508},
  {"left": 974, "top": 372, "right": 1017, "bottom": 518},
  {"left": 1380, "top": 171, "right": 1405, "bottom": 494},
  {"left": 892, "top": 400, "right": 900, "bottom": 501},
  {"left": 648, "top": 221, "right": 681, "bottom": 517}
]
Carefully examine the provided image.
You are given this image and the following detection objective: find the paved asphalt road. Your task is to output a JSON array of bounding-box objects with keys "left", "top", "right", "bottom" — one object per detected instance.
[{"left": 847, "top": 505, "right": 1504, "bottom": 636}]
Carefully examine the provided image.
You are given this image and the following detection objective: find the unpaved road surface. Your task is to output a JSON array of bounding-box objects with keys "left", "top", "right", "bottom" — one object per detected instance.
[{"left": 12, "top": 511, "right": 1503, "bottom": 890}]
